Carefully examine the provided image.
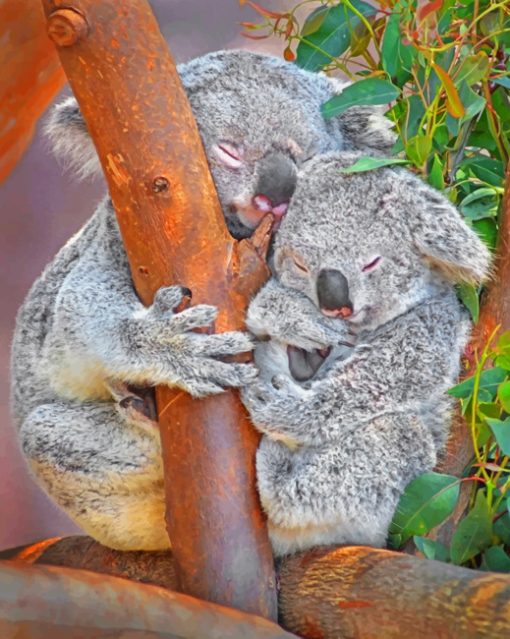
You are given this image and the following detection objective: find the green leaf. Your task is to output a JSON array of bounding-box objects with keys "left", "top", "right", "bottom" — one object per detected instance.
[
  {"left": 472, "top": 219, "right": 498, "bottom": 252},
  {"left": 455, "top": 52, "right": 490, "bottom": 87},
  {"left": 301, "top": 5, "right": 328, "bottom": 36},
  {"left": 495, "top": 354, "right": 510, "bottom": 371},
  {"left": 486, "top": 417, "right": 510, "bottom": 455},
  {"left": 463, "top": 157, "right": 505, "bottom": 187},
  {"left": 322, "top": 78, "right": 400, "bottom": 118},
  {"left": 457, "top": 283, "right": 479, "bottom": 323},
  {"left": 461, "top": 187, "right": 499, "bottom": 207},
  {"left": 428, "top": 154, "right": 445, "bottom": 190},
  {"left": 405, "top": 134, "right": 432, "bottom": 167},
  {"left": 402, "top": 94, "right": 426, "bottom": 141},
  {"left": 450, "top": 490, "right": 493, "bottom": 565},
  {"left": 389, "top": 472, "right": 460, "bottom": 544},
  {"left": 296, "top": 1, "right": 377, "bottom": 72},
  {"left": 448, "top": 367, "right": 508, "bottom": 400},
  {"left": 381, "top": 9, "right": 416, "bottom": 85},
  {"left": 495, "top": 512, "right": 510, "bottom": 545},
  {"left": 339, "top": 156, "right": 411, "bottom": 173},
  {"left": 497, "top": 333, "right": 510, "bottom": 353},
  {"left": 481, "top": 546, "right": 510, "bottom": 573},
  {"left": 477, "top": 402, "right": 501, "bottom": 420},
  {"left": 493, "top": 76, "right": 510, "bottom": 90},
  {"left": 413, "top": 536, "right": 450, "bottom": 562},
  {"left": 498, "top": 381, "right": 510, "bottom": 413}
]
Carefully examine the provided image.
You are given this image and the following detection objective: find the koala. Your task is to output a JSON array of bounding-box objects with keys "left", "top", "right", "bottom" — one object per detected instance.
[
  {"left": 11, "top": 50, "right": 395, "bottom": 552},
  {"left": 241, "top": 152, "right": 491, "bottom": 557}
]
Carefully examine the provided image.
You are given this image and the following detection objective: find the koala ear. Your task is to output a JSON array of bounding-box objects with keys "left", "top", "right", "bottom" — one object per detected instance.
[
  {"left": 411, "top": 183, "right": 491, "bottom": 285},
  {"left": 44, "top": 97, "right": 102, "bottom": 180},
  {"left": 325, "top": 78, "right": 397, "bottom": 155}
]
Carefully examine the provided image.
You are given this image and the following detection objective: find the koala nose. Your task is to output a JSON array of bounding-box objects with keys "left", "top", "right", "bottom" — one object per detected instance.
[{"left": 317, "top": 269, "right": 353, "bottom": 318}]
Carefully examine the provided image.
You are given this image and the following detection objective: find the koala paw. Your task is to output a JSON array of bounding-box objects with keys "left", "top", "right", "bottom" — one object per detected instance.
[
  {"left": 241, "top": 374, "right": 308, "bottom": 435},
  {"left": 118, "top": 286, "right": 257, "bottom": 397}
]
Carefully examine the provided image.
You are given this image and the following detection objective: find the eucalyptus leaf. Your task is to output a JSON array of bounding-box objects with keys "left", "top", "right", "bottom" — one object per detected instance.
[
  {"left": 457, "top": 283, "right": 479, "bottom": 322},
  {"left": 449, "top": 367, "right": 507, "bottom": 400},
  {"left": 494, "top": 512, "right": 510, "bottom": 545},
  {"left": 381, "top": 9, "right": 416, "bottom": 85},
  {"left": 322, "top": 78, "right": 400, "bottom": 118},
  {"left": 296, "top": 0, "right": 377, "bottom": 71},
  {"left": 340, "top": 156, "right": 411, "bottom": 173},
  {"left": 497, "top": 381, "right": 510, "bottom": 413},
  {"left": 450, "top": 490, "right": 492, "bottom": 565},
  {"left": 486, "top": 417, "right": 510, "bottom": 456},
  {"left": 481, "top": 546, "right": 510, "bottom": 573},
  {"left": 389, "top": 472, "right": 460, "bottom": 544},
  {"left": 413, "top": 536, "right": 450, "bottom": 562},
  {"left": 455, "top": 52, "right": 489, "bottom": 87}
]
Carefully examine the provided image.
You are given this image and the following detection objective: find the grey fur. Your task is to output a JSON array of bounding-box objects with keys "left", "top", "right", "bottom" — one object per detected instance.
[
  {"left": 12, "top": 51, "right": 393, "bottom": 551},
  {"left": 241, "top": 152, "right": 491, "bottom": 556}
]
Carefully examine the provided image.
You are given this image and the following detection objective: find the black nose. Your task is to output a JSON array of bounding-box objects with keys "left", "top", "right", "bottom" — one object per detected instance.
[
  {"left": 255, "top": 151, "right": 297, "bottom": 207},
  {"left": 317, "top": 269, "right": 353, "bottom": 315}
]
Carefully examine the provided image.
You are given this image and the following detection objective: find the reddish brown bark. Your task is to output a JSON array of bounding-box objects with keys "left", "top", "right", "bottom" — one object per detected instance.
[
  {"left": 0, "top": 0, "right": 65, "bottom": 182},
  {"left": 40, "top": 0, "right": 276, "bottom": 617},
  {"left": 0, "top": 560, "right": 295, "bottom": 639},
  {"left": 279, "top": 546, "right": 510, "bottom": 639},
  {"left": 8, "top": 538, "right": 510, "bottom": 639}
]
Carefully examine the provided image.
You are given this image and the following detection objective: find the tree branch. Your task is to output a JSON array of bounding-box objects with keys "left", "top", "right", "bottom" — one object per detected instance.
[{"left": 40, "top": 0, "right": 276, "bottom": 617}]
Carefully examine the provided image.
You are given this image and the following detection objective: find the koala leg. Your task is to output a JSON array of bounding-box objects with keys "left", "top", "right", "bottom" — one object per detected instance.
[
  {"left": 19, "top": 399, "right": 168, "bottom": 551},
  {"left": 257, "top": 411, "right": 436, "bottom": 556}
]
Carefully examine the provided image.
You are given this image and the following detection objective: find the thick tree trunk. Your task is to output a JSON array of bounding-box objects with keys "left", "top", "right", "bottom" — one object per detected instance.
[
  {"left": 40, "top": 0, "right": 276, "bottom": 618},
  {"left": 0, "top": 560, "right": 295, "bottom": 639}
]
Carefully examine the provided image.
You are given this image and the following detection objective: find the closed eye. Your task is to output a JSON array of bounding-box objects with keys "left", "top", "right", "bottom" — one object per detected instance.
[
  {"left": 362, "top": 256, "right": 382, "bottom": 272},
  {"left": 293, "top": 256, "right": 309, "bottom": 274},
  {"left": 214, "top": 143, "right": 243, "bottom": 169}
]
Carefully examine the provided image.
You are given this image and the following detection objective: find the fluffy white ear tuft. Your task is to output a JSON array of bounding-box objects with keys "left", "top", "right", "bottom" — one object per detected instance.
[
  {"left": 411, "top": 182, "right": 492, "bottom": 285},
  {"left": 44, "top": 97, "right": 102, "bottom": 180}
]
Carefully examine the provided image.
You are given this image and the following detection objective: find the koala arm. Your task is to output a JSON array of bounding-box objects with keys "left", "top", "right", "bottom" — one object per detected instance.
[
  {"left": 43, "top": 206, "right": 256, "bottom": 401},
  {"left": 242, "top": 296, "right": 462, "bottom": 447},
  {"left": 247, "top": 279, "right": 352, "bottom": 350}
]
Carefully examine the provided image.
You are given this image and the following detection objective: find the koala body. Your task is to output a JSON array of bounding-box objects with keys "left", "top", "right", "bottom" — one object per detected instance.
[
  {"left": 11, "top": 50, "right": 394, "bottom": 551},
  {"left": 242, "top": 153, "right": 491, "bottom": 556}
]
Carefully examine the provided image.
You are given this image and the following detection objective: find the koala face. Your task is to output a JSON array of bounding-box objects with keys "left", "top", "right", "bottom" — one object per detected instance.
[
  {"left": 180, "top": 51, "right": 342, "bottom": 238},
  {"left": 274, "top": 153, "right": 490, "bottom": 332}
]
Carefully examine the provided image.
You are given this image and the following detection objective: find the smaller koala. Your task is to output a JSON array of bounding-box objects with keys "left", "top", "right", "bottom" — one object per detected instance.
[{"left": 242, "top": 152, "right": 491, "bottom": 556}]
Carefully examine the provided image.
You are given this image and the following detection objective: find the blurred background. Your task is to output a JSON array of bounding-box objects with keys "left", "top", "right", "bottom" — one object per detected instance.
[{"left": 0, "top": 0, "right": 292, "bottom": 550}]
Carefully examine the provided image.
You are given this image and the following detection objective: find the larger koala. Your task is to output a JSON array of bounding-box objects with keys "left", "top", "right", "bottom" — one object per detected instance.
[
  {"left": 11, "top": 50, "right": 394, "bottom": 551},
  {"left": 242, "top": 152, "right": 491, "bottom": 556}
]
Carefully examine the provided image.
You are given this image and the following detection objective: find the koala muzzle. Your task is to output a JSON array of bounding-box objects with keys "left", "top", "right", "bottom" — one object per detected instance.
[
  {"left": 317, "top": 269, "right": 353, "bottom": 318},
  {"left": 253, "top": 151, "right": 297, "bottom": 221}
]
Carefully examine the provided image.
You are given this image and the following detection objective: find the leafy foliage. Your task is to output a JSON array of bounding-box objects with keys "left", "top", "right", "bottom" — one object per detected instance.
[{"left": 241, "top": 0, "right": 510, "bottom": 572}]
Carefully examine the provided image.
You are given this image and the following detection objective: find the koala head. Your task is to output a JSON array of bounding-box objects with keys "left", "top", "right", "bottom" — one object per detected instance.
[
  {"left": 274, "top": 152, "right": 491, "bottom": 332},
  {"left": 44, "top": 50, "right": 395, "bottom": 240}
]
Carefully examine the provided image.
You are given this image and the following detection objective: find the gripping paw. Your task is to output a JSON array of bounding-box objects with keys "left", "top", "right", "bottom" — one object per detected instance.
[
  {"left": 247, "top": 280, "right": 353, "bottom": 351},
  {"left": 241, "top": 374, "right": 308, "bottom": 435},
  {"left": 123, "top": 285, "right": 257, "bottom": 397}
]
